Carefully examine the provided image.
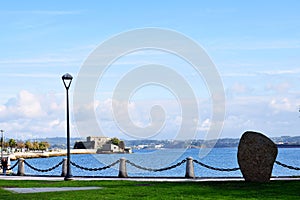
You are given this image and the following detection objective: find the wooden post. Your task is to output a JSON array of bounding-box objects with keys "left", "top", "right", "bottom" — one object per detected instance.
[
  {"left": 118, "top": 157, "right": 128, "bottom": 178},
  {"left": 185, "top": 157, "right": 195, "bottom": 178}
]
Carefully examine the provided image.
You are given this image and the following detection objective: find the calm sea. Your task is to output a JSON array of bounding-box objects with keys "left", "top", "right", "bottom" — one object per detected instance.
[{"left": 10, "top": 147, "right": 300, "bottom": 177}]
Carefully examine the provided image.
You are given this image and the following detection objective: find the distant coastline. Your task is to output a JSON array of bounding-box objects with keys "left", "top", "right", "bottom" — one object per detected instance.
[
  {"left": 6, "top": 142, "right": 300, "bottom": 161},
  {"left": 276, "top": 144, "right": 300, "bottom": 148}
]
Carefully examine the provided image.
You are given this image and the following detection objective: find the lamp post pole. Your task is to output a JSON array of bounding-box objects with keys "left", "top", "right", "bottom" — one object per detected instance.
[
  {"left": 1, "top": 130, "right": 4, "bottom": 160},
  {"left": 62, "top": 73, "right": 73, "bottom": 180}
]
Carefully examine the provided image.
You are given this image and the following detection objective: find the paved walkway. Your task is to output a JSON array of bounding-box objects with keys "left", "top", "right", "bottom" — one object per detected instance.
[
  {"left": 4, "top": 186, "right": 102, "bottom": 194},
  {"left": 0, "top": 175, "right": 300, "bottom": 182}
]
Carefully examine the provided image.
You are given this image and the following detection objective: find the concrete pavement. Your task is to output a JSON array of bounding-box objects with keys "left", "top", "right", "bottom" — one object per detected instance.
[
  {"left": 0, "top": 175, "right": 300, "bottom": 182},
  {"left": 4, "top": 186, "right": 102, "bottom": 194}
]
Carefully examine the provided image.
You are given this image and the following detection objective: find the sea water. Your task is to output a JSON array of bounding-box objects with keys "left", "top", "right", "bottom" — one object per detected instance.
[{"left": 9, "top": 147, "right": 300, "bottom": 177}]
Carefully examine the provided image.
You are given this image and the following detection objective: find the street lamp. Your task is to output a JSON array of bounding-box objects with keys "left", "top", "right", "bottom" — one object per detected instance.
[
  {"left": 62, "top": 73, "right": 73, "bottom": 180},
  {"left": 1, "top": 130, "right": 4, "bottom": 160}
]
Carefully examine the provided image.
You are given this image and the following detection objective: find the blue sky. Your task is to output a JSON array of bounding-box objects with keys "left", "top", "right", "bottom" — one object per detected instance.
[{"left": 0, "top": 1, "right": 300, "bottom": 140}]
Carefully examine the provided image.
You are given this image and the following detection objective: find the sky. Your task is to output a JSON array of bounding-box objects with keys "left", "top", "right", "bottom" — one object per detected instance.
[{"left": 0, "top": 1, "right": 300, "bottom": 141}]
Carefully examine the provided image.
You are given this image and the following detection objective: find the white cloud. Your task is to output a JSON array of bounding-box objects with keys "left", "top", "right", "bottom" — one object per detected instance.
[
  {"left": 18, "top": 90, "right": 45, "bottom": 118},
  {"left": 48, "top": 119, "right": 61, "bottom": 127},
  {"left": 74, "top": 98, "right": 209, "bottom": 140},
  {"left": 222, "top": 72, "right": 257, "bottom": 77},
  {"left": 0, "top": 90, "right": 65, "bottom": 139},
  {"left": 210, "top": 39, "right": 300, "bottom": 51},
  {"left": 220, "top": 92, "right": 300, "bottom": 138},
  {"left": 269, "top": 98, "right": 294, "bottom": 113},
  {"left": 1, "top": 88, "right": 300, "bottom": 141},
  {"left": 197, "top": 118, "right": 211, "bottom": 131},
  {"left": 0, "top": 90, "right": 45, "bottom": 119},
  {"left": 265, "top": 82, "right": 291, "bottom": 93},
  {"left": 0, "top": 73, "right": 58, "bottom": 79},
  {"left": 260, "top": 69, "right": 300, "bottom": 75},
  {"left": 231, "top": 83, "right": 248, "bottom": 94},
  {"left": 0, "top": 57, "right": 81, "bottom": 66}
]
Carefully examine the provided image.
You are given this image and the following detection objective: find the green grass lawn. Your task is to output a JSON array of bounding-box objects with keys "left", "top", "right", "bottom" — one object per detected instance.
[{"left": 0, "top": 180, "right": 299, "bottom": 200}]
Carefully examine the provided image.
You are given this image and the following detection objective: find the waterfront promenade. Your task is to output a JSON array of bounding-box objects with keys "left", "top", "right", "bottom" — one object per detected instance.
[
  {"left": 7, "top": 149, "right": 97, "bottom": 160},
  {"left": 0, "top": 175, "right": 299, "bottom": 182}
]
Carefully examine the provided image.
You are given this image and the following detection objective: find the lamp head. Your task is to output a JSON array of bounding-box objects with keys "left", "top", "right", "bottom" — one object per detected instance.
[{"left": 62, "top": 73, "right": 73, "bottom": 89}]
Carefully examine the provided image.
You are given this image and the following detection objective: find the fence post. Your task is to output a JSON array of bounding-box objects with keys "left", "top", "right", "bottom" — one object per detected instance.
[
  {"left": 118, "top": 157, "right": 128, "bottom": 178},
  {"left": 17, "top": 158, "right": 25, "bottom": 176},
  {"left": 7, "top": 156, "right": 11, "bottom": 172},
  {"left": 61, "top": 158, "right": 67, "bottom": 177},
  {"left": 185, "top": 157, "right": 195, "bottom": 178}
]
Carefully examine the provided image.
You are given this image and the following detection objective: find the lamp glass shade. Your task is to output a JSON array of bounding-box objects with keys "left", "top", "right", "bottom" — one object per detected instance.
[{"left": 62, "top": 73, "right": 73, "bottom": 89}]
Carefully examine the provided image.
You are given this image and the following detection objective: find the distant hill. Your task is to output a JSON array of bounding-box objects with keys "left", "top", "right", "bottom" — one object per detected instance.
[
  {"left": 33, "top": 137, "right": 84, "bottom": 149},
  {"left": 271, "top": 136, "right": 300, "bottom": 144},
  {"left": 32, "top": 136, "right": 300, "bottom": 149},
  {"left": 124, "top": 136, "right": 300, "bottom": 148}
]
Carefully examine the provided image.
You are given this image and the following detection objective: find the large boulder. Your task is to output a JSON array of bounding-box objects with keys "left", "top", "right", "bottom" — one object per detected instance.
[{"left": 237, "top": 131, "right": 278, "bottom": 182}]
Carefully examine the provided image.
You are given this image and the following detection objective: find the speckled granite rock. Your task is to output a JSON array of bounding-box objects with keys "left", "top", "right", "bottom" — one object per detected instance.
[{"left": 237, "top": 131, "right": 278, "bottom": 182}]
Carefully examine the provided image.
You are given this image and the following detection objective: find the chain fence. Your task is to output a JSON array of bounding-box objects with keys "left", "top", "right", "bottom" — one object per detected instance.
[
  {"left": 6, "top": 157, "right": 300, "bottom": 176},
  {"left": 70, "top": 160, "right": 120, "bottom": 171},
  {"left": 7, "top": 160, "right": 19, "bottom": 171},
  {"left": 275, "top": 161, "right": 300, "bottom": 171},
  {"left": 126, "top": 159, "right": 186, "bottom": 172},
  {"left": 193, "top": 159, "right": 300, "bottom": 172},
  {"left": 193, "top": 159, "right": 240, "bottom": 172},
  {"left": 23, "top": 160, "right": 64, "bottom": 172}
]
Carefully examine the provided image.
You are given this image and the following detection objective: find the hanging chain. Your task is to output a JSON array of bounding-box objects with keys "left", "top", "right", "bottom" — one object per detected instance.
[
  {"left": 194, "top": 159, "right": 240, "bottom": 171},
  {"left": 70, "top": 160, "right": 120, "bottom": 171},
  {"left": 7, "top": 160, "right": 19, "bottom": 170},
  {"left": 23, "top": 160, "right": 64, "bottom": 172},
  {"left": 9, "top": 157, "right": 300, "bottom": 176},
  {"left": 126, "top": 159, "right": 187, "bottom": 172},
  {"left": 275, "top": 161, "right": 300, "bottom": 170}
]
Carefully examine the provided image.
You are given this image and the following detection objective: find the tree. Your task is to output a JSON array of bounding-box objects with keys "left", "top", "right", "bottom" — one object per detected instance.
[
  {"left": 32, "top": 141, "right": 39, "bottom": 151},
  {"left": 3, "top": 141, "right": 9, "bottom": 148},
  {"left": 17, "top": 141, "right": 25, "bottom": 149},
  {"left": 25, "top": 140, "right": 33, "bottom": 150},
  {"left": 8, "top": 138, "right": 17, "bottom": 148},
  {"left": 111, "top": 137, "right": 120, "bottom": 146},
  {"left": 39, "top": 141, "right": 50, "bottom": 151}
]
